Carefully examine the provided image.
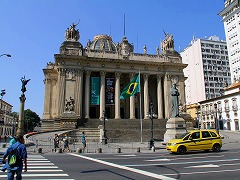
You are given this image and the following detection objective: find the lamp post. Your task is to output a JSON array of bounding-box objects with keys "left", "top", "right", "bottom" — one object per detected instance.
[
  {"left": 214, "top": 103, "right": 219, "bottom": 134},
  {"left": 101, "top": 110, "right": 107, "bottom": 145},
  {"left": 147, "top": 103, "right": 157, "bottom": 149},
  {"left": 0, "top": 54, "right": 11, "bottom": 58}
]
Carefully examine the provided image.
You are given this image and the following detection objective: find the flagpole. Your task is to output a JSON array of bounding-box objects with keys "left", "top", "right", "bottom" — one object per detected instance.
[{"left": 139, "top": 70, "right": 143, "bottom": 143}]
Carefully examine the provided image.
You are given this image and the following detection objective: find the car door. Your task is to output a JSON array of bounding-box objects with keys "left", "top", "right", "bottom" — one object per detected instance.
[
  {"left": 187, "top": 132, "right": 202, "bottom": 151},
  {"left": 201, "top": 131, "right": 213, "bottom": 150}
]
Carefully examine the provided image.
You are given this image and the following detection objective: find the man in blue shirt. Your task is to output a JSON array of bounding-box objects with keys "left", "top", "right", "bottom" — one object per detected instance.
[{"left": 2, "top": 135, "right": 28, "bottom": 180}]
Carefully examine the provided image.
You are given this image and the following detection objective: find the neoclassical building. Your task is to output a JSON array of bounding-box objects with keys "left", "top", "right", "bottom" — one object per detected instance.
[{"left": 41, "top": 23, "right": 187, "bottom": 131}]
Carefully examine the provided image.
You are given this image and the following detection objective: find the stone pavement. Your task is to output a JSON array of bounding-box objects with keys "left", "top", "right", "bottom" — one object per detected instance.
[{"left": 1, "top": 130, "right": 240, "bottom": 155}]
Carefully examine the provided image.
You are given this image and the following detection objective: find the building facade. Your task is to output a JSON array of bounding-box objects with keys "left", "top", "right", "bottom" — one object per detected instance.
[
  {"left": 41, "top": 24, "right": 187, "bottom": 131},
  {"left": 199, "top": 81, "right": 240, "bottom": 131},
  {"left": 181, "top": 36, "right": 231, "bottom": 105},
  {"left": 219, "top": 0, "right": 240, "bottom": 82},
  {"left": 0, "top": 99, "right": 15, "bottom": 137}
]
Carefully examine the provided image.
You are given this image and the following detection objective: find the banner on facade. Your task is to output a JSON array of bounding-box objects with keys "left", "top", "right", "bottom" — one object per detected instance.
[
  {"left": 91, "top": 77, "right": 100, "bottom": 105},
  {"left": 106, "top": 78, "right": 115, "bottom": 105}
]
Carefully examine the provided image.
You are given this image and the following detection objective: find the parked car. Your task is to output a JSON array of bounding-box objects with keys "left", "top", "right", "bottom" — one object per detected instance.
[{"left": 166, "top": 129, "right": 223, "bottom": 155}]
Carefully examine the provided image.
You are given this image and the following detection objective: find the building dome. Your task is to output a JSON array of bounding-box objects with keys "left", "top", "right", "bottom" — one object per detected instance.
[{"left": 89, "top": 35, "right": 117, "bottom": 52}]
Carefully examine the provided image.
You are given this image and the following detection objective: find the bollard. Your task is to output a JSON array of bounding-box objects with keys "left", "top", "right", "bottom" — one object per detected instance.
[
  {"left": 77, "top": 148, "right": 82, "bottom": 153},
  {"left": 136, "top": 147, "right": 140, "bottom": 153},
  {"left": 38, "top": 148, "right": 42, "bottom": 154},
  {"left": 57, "top": 148, "right": 63, "bottom": 153},
  {"left": 97, "top": 148, "right": 102, "bottom": 153},
  {"left": 151, "top": 146, "right": 155, "bottom": 152},
  {"left": 116, "top": 148, "right": 121, "bottom": 153}
]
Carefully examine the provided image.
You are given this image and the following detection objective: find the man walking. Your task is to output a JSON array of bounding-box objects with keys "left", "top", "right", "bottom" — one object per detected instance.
[
  {"left": 82, "top": 131, "right": 86, "bottom": 149},
  {"left": 2, "top": 135, "right": 28, "bottom": 180}
]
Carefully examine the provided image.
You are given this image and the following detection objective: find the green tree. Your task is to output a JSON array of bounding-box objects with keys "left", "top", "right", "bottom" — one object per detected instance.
[{"left": 23, "top": 109, "right": 41, "bottom": 133}]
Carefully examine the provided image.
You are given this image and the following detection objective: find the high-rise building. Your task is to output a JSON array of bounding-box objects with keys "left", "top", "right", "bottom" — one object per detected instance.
[
  {"left": 219, "top": 0, "right": 240, "bottom": 82},
  {"left": 181, "top": 36, "right": 231, "bottom": 105}
]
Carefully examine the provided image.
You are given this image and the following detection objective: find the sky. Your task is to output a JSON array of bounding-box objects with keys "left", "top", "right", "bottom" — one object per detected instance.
[{"left": 0, "top": 0, "right": 226, "bottom": 117}]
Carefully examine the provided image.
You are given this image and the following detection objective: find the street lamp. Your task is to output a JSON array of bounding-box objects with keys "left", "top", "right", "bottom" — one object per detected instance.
[
  {"left": 214, "top": 103, "right": 219, "bottom": 134},
  {"left": 0, "top": 54, "right": 11, "bottom": 58},
  {"left": 147, "top": 103, "right": 157, "bottom": 149},
  {"left": 100, "top": 110, "right": 108, "bottom": 145}
]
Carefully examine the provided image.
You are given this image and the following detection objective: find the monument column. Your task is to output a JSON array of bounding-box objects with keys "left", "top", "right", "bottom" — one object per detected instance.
[
  {"left": 164, "top": 73, "right": 172, "bottom": 119},
  {"left": 157, "top": 74, "right": 163, "bottom": 119},
  {"left": 130, "top": 73, "right": 136, "bottom": 119},
  {"left": 57, "top": 68, "right": 66, "bottom": 116},
  {"left": 99, "top": 71, "right": 106, "bottom": 119},
  {"left": 115, "top": 72, "right": 121, "bottom": 119},
  {"left": 75, "top": 70, "right": 83, "bottom": 117},
  {"left": 84, "top": 71, "right": 91, "bottom": 119},
  {"left": 143, "top": 74, "right": 149, "bottom": 119}
]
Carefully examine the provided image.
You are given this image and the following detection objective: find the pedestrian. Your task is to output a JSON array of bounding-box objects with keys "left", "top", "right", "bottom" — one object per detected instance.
[
  {"left": 81, "top": 132, "right": 86, "bottom": 149},
  {"left": 4, "top": 135, "right": 7, "bottom": 143},
  {"left": 9, "top": 135, "right": 17, "bottom": 146},
  {"left": 53, "top": 134, "right": 59, "bottom": 151},
  {"left": 63, "top": 134, "right": 70, "bottom": 152},
  {"left": 1, "top": 135, "right": 28, "bottom": 179}
]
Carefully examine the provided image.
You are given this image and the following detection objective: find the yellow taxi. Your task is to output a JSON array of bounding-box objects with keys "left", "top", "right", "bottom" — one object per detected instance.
[{"left": 166, "top": 129, "right": 223, "bottom": 155}]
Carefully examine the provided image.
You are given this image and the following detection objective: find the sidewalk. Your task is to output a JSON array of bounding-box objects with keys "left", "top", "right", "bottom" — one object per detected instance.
[{"left": 1, "top": 130, "right": 240, "bottom": 155}]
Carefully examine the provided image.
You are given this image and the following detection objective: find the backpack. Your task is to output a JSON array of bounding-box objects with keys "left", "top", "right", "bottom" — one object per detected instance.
[{"left": 8, "top": 145, "right": 20, "bottom": 167}]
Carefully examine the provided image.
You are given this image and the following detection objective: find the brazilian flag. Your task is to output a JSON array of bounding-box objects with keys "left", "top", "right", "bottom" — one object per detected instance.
[{"left": 120, "top": 74, "right": 140, "bottom": 99}]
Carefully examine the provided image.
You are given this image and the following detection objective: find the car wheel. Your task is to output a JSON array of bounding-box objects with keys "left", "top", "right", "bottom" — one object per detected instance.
[
  {"left": 212, "top": 144, "right": 221, "bottom": 152},
  {"left": 177, "top": 146, "right": 186, "bottom": 155}
]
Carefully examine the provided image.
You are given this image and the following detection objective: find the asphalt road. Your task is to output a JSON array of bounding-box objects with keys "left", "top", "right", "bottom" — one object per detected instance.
[{"left": 0, "top": 130, "right": 240, "bottom": 179}]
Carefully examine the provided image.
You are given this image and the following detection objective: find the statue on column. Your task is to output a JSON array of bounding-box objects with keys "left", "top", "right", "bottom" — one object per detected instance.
[
  {"left": 171, "top": 83, "right": 180, "bottom": 117},
  {"left": 21, "top": 76, "right": 30, "bottom": 94}
]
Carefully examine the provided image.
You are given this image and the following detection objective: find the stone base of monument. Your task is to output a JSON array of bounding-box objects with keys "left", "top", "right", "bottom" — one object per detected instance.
[{"left": 163, "top": 117, "right": 187, "bottom": 144}]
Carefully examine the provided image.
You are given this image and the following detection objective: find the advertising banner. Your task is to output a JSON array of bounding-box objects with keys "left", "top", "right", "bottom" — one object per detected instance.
[
  {"left": 91, "top": 77, "right": 100, "bottom": 105},
  {"left": 106, "top": 78, "right": 115, "bottom": 105}
]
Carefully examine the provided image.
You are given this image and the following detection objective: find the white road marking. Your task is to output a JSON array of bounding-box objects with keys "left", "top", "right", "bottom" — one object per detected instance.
[
  {"left": 125, "top": 158, "right": 240, "bottom": 167},
  {"left": 185, "top": 164, "right": 219, "bottom": 168},
  {"left": 162, "top": 168, "right": 240, "bottom": 176},
  {"left": 27, "top": 163, "right": 55, "bottom": 165},
  {"left": 27, "top": 169, "right": 63, "bottom": 172},
  {"left": 116, "top": 154, "right": 136, "bottom": 157},
  {"left": 28, "top": 166, "right": 58, "bottom": 169},
  {"left": 69, "top": 153, "right": 176, "bottom": 180},
  {"left": 146, "top": 158, "right": 171, "bottom": 162},
  {"left": 0, "top": 174, "right": 69, "bottom": 178}
]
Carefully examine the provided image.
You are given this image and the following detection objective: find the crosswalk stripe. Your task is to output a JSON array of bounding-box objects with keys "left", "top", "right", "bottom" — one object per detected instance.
[{"left": 0, "top": 154, "right": 71, "bottom": 179}]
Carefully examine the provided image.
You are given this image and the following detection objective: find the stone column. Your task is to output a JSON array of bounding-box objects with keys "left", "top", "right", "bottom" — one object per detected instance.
[
  {"left": 157, "top": 74, "right": 163, "bottom": 119},
  {"left": 130, "top": 73, "right": 136, "bottom": 119},
  {"left": 75, "top": 70, "right": 83, "bottom": 117},
  {"left": 115, "top": 72, "right": 121, "bottom": 119},
  {"left": 42, "top": 78, "right": 51, "bottom": 119},
  {"left": 143, "top": 74, "right": 149, "bottom": 119},
  {"left": 57, "top": 68, "right": 66, "bottom": 116},
  {"left": 164, "top": 73, "right": 172, "bottom": 119},
  {"left": 84, "top": 71, "right": 91, "bottom": 119},
  {"left": 99, "top": 71, "right": 106, "bottom": 119},
  {"left": 16, "top": 94, "right": 26, "bottom": 136}
]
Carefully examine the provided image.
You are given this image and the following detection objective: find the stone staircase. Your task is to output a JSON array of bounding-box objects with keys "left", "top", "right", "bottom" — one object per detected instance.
[
  {"left": 63, "top": 128, "right": 100, "bottom": 142},
  {"left": 80, "top": 118, "right": 167, "bottom": 142}
]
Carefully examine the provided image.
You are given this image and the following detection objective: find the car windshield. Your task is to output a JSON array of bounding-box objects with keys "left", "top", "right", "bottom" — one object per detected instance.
[{"left": 176, "top": 132, "right": 190, "bottom": 139}]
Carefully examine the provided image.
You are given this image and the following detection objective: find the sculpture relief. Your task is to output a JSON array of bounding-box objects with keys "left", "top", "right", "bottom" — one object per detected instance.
[{"left": 65, "top": 97, "right": 75, "bottom": 111}]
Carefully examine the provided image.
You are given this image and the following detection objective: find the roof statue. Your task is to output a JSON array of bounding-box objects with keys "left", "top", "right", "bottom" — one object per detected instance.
[
  {"left": 161, "top": 31, "right": 174, "bottom": 52},
  {"left": 65, "top": 22, "right": 80, "bottom": 41}
]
